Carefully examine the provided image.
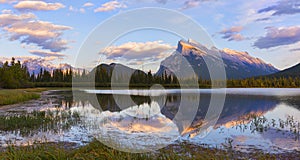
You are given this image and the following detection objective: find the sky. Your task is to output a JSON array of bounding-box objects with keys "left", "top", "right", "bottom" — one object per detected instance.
[{"left": 0, "top": 0, "right": 300, "bottom": 72}]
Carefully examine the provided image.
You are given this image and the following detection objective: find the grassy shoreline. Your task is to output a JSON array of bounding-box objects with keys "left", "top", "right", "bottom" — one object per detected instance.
[
  {"left": 1, "top": 87, "right": 300, "bottom": 106},
  {"left": 0, "top": 88, "right": 50, "bottom": 106},
  {"left": 1, "top": 139, "right": 299, "bottom": 160}
]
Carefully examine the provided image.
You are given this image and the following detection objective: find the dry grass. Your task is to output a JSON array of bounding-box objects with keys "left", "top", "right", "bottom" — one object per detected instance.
[{"left": 0, "top": 89, "right": 40, "bottom": 106}]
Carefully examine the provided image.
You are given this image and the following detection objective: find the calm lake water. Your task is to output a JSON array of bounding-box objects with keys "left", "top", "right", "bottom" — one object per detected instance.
[{"left": 0, "top": 88, "right": 299, "bottom": 153}]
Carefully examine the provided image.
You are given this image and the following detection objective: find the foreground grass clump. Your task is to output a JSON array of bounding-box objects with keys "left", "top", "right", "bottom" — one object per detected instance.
[
  {"left": 0, "top": 110, "right": 80, "bottom": 136},
  {"left": 0, "top": 89, "right": 42, "bottom": 106},
  {"left": 1, "top": 139, "right": 299, "bottom": 160},
  {"left": 0, "top": 111, "right": 51, "bottom": 134}
]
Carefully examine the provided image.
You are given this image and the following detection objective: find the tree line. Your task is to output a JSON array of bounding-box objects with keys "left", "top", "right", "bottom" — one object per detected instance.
[
  {"left": 0, "top": 58, "right": 31, "bottom": 88},
  {"left": 0, "top": 58, "right": 75, "bottom": 88},
  {"left": 0, "top": 58, "right": 299, "bottom": 89}
]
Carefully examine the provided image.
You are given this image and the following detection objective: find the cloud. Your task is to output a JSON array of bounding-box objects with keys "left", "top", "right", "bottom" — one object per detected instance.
[
  {"left": 6, "top": 21, "right": 71, "bottom": 52},
  {"left": 290, "top": 48, "right": 300, "bottom": 52},
  {"left": 235, "top": 1, "right": 279, "bottom": 25},
  {"left": 69, "top": 6, "right": 75, "bottom": 11},
  {"left": 0, "top": 56, "right": 29, "bottom": 62},
  {"left": 127, "top": 61, "right": 144, "bottom": 65},
  {"left": 258, "top": 0, "right": 300, "bottom": 16},
  {"left": 0, "top": 56, "right": 56, "bottom": 65},
  {"left": 219, "top": 26, "right": 245, "bottom": 41},
  {"left": 0, "top": 0, "right": 8, "bottom": 3},
  {"left": 1, "top": 9, "right": 12, "bottom": 14},
  {"left": 94, "top": 1, "right": 127, "bottom": 12},
  {"left": 79, "top": 8, "right": 85, "bottom": 13},
  {"left": 0, "top": 12, "right": 36, "bottom": 26},
  {"left": 134, "top": 0, "right": 168, "bottom": 4},
  {"left": 181, "top": 0, "right": 217, "bottom": 10},
  {"left": 7, "top": 21, "right": 71, "bottom": 39},
  {"left": 254, "top": 26, "right": 300, "bottom": 49},
  {"left": 69, "top": 6, "right": 86, "bottom": 13},
  {"left": 255, "top": 17, "right": 270, "bottom": 22},
  {"left": 14, "top": 1, "right": 65, "bottom": 11},
  {"left": 0, "top": 0, "right": 17, "bottom": 4},
  {"left": 29, "top": 50, "right": 65, "bottom": 57},
  {"left": 83, "top": 2, "right": 94, "bottom": 7},
  {"left": 101, "top": 41, "right": 175, "bottom": 61},
  {"left": 0, "top": 12, "right": 72, "bottom": 52},
  {"left": 155, "top": 0, "right": 168, "bottom": 4},
  {"left": 182, "top": 0, "right": 201, "bottom": 9}
]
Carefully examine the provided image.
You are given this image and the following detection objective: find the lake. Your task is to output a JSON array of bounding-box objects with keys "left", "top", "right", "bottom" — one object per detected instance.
[{"left": 0, "top": 88, "right": 299, "bottom": 153}]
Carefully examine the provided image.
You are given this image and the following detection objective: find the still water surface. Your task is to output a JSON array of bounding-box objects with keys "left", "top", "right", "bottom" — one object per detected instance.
[{"left": 0, "top": 88, "right": 299, "bottom": 153}]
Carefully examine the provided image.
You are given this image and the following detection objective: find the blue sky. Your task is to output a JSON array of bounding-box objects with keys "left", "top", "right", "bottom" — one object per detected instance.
[{"left": 0, "top": 0, "right": 300, "bottom": 71}]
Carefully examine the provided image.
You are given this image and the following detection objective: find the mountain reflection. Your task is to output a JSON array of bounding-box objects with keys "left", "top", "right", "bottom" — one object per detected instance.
[
  {"left": 68, "top": 90, "right": 290, "bottom": 137},
  {"left": 1, "top": 89, "right": 297, "bottom": 152},
  {"left": 51, "top": 90, "right": 300, "bottom": 140}
]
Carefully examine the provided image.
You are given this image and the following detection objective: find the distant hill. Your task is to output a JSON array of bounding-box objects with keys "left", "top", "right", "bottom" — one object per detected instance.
[
  {"left": 265, "top": 63, "right": 300, "bottom": 78},
  {"left": 89, "top": 63, "right": 148, "bottom": 85},
  {"left": 90, "top": 63, "right": 146, "bottom": 77}
]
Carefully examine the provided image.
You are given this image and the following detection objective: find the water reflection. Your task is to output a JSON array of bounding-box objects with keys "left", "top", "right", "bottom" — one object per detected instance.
[
  {"left": 77, "top": 92, "right": 281, "bottom": 136},
  {"left": 74, "top": 89, "right": 300, "bottom": 152},
  {"left": 0, "top": 89, "right": 299, "bottom": 153},
  {"left": 72, "top": 103, "right": 179, "bottom": 153}
]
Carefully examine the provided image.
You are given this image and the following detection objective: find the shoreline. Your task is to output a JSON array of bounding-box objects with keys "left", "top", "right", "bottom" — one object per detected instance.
[
  {"left": 0, "top": 139, "right": 299, "bottom": 159},
  {"left": 1, "top": 87, "right": 300, "bottom": 106},
  {"left": 0, "top": 88, "right": 72, "bottom": 107}
]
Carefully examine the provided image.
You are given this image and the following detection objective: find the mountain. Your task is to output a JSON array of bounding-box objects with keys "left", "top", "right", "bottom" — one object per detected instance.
[
  {"left": 265, "top": 63, "right": 300, "bottom": 78},
  {"left": 90, "top": 63, "right": 146, "bottom": 76},
  {"left": 89, "top": 63, "right": 147, "bottom": 83},
  {"left": 22, "top": 58, "right": 55, "bottom": 75},
  {"left": 22, "top": 59, "right": 82, "bottom": 75},
  {"left": 156, "top": 39, "right": 279, "bottom": 79}
]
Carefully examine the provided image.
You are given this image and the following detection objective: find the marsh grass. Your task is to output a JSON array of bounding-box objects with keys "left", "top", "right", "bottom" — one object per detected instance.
[
  {"left": 0, "top": 111, "right": 299, "bottom": 159},
  {"left": 0, "top": 110, "right": 81, "bottom": 136},
  {"left": 0, "top": 89, "right": 41, "bottom": 106},
  {"left": 1, "top": 139, "right": 299, "bottom": 160},
  {"left": 21, "top": 88, "right": 49, "bottom": 93},
  {"left": 0, "top": 88, "right": 69, "bottom": 106},
  {"left": 234, "top": 114, "right": 300, "bottom": 141}
]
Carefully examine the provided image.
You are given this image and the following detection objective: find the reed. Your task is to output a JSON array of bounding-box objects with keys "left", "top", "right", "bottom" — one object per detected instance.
[{"left": 0, "top": 89, "right": 40, "bottom": 106}]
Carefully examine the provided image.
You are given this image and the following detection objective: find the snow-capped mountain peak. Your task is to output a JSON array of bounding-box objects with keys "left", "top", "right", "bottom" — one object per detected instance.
[
  {"left": 221, "top": 48, "right": 265, "bottom": 65},
  {"left": 222, "top": 48, "right": 248, "bottom": 55},
  {"left": 22, "top": 59, "right": 79, "bottom": 75},
  {"left": 157, "top": 39, "right": 279, "bottom": 79},
  {"left": 176, "top": 39, "right": 207, "bottom": 56}
]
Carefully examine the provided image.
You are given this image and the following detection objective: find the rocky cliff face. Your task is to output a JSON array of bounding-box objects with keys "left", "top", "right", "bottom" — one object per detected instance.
[{"left": 156, "top": 39, "right": 279, "bottom": 79}]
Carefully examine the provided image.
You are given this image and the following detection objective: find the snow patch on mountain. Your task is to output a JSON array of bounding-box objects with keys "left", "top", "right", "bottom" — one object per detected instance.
[{"left": 157, "top": 39, "right": 279, "bottom": 79}]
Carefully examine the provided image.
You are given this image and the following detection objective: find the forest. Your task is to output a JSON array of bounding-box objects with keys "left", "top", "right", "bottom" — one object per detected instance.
[{"left": 0, "top": 58, "right": 299, "bottom": 89}]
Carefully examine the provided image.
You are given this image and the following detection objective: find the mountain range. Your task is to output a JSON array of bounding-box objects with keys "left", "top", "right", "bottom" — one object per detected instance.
[
  {"left": 18, "top": 39, "right": 298, "bottom": 80},
  {"left": 22, "top": 59, "right": 82, "bottom": 75}
]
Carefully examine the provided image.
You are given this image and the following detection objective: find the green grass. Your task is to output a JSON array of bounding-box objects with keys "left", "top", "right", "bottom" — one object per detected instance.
[
  {"left": 1, "top": 139, "right": 299, "bottom": 160},
  {"left": 0, "top": 88, "right": 69, "bottom": 106},
  {"left": 0, "top": 110, "right": 80, "bottom": 136},
  {"left": 0, "top": 89, "right": 42, "bottom": 106},
  {"left": 21, "top": 88, "right": 49, "bottom": 93}
]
